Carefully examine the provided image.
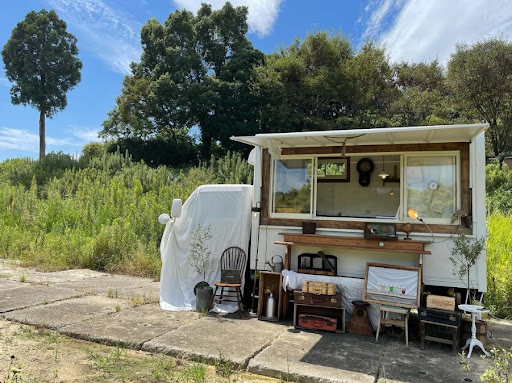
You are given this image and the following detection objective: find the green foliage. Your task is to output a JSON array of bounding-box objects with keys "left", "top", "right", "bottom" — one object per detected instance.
[
  {"left": 0, "top": 151, "right": 252, "bottom": 278},
  {"left": 486, "top": 214, "right": 512, "bottom": 318},
  {"left": 448, "top": 38, "right": 512, "bottom": 159},
  {"left": 252, "top": 32, "right": 353, "bottom": 132},
  {"left": 481, "top": 347, "right": 512, "bottom": 383},
  {"left": 391, "top": 60, "right": 453, "bottom": 126},
  {"left": 102, "top": 3, "right": 263, "bottom": 160},
  {"left": 487, "top": 163, "right": 512, "bottom": 214},
  {"left": 2, "top": 9, "right": 82, "bottom": 160},
  {"left": 188, "top": 224, "right": 213, "bottom": 282},
  {"left": 449, "top": 234, "right": 486, "bottom": 302}
]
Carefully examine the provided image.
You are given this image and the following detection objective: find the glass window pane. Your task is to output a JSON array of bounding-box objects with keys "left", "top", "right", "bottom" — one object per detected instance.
[
  {"left": 406, "top": 155, "right": 457, "bottom": 220},
  {"left": 316, "top": 155, "right": 400, "bottom": 219},
  {"left": 273, "top": 159, "right": 312, "bottom": 214}
]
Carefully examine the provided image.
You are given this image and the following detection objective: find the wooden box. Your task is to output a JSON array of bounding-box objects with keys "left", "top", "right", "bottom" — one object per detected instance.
[
  {"left": 302, "top": 281, "right": 337, "bottom": 295},
  {"left": 257, "top": 271, "right": 282, "bottom": 321},
  {"left": 294, "top": 290, "right": 342, "bottom": 308},
  {"left": 298, "top": 314, "right": 337, "bottom": 332},
  {"left": 426, "top": 295, "right": 455, "bottom": 311},
  {"left": 461, "top": 318, "right": 487, "bottom": 347}
]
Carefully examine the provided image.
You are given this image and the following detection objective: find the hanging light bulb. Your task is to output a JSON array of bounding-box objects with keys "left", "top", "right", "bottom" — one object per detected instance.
[{"left": 378, "top": 156, "right": 389, "bottom": 180}]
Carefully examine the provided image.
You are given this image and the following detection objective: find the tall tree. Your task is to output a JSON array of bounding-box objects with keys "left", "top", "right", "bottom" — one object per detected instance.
[
  {"left": 2, "top": 10, "right": 82, "bottom": 161},
  {"left": 252, "top": 32, "right": 353, "bottom": 133},
  {"left": 448, "top": 39, "right": 512, "bottom": 159},
  {"left": 391, "top": 61, "right": 449, "bottom": 126},
  {"left": 102, "top": 3, "right": 263, "bottom": 160},
  {"left": 346, "top": 42, "right": 396, "bottom": 129}
]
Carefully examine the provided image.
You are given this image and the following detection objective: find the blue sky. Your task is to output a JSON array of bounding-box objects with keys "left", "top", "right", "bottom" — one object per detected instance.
[{"left": 1, "top": 0, "right": 512, "bottom": 160}]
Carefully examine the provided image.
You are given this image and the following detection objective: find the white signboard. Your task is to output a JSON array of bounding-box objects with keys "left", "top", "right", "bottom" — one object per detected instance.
[{"left": 363, "top": 263, "right": 421, "bottom": 308}]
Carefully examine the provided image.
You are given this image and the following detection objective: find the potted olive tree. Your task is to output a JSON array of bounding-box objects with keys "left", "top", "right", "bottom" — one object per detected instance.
[
  {"left": 188, "top": 224, "right": 215, "bottom": 312},
  {"left": 449, "top": 233, "right": 486, "bottom": 304},
  {"left": 450, "top": 233, "right": 487, "bottom": 347}
]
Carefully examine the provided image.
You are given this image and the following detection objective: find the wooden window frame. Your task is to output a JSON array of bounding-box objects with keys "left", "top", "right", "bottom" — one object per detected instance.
[{"left": 260, "top": 142, "right": 471, "bottom": 235}]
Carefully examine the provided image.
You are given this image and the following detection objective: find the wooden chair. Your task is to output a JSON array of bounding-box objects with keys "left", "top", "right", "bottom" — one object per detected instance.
[
  {"left": 376, "top": 305, "right": 410, "bottom": 347},
  {"left": 209, "top": 247, "right": 247, "bottom": 318}
]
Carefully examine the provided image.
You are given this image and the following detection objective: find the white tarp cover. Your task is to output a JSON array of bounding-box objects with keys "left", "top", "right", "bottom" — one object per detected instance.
[{"left": 160, "top": 184, "right": 253, "bottom": 312}]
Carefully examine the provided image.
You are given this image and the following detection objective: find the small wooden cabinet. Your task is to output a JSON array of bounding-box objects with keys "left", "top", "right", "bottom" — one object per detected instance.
[{"left": 257, "top": 271, "right": 282, "bottom": 321}]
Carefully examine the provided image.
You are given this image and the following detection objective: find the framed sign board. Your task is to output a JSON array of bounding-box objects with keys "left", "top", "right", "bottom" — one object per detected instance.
[{"left": 363, "top": 263, "right": 421, "bottom": 309}]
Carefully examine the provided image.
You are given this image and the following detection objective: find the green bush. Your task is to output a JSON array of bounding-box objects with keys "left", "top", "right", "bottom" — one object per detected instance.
[{"left": 486, "top": 214, "right": 512, "bottom": 318}]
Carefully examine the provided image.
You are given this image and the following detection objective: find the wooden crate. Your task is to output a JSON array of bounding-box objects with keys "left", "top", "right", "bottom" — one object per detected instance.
[
  {"left": 426, "top": 295, "right": 455, "bottom": 311},
  {"left": 302, "top": 280, "right": 337, "bottom": 295},
  {"left": 257, "top": 271, "right": 282, "bottom": 321}
]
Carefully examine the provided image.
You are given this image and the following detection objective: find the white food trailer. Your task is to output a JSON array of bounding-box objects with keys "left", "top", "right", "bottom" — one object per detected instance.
[
  {"left": 159, "top": 123, "right": 488, "bottom": 312},
  {"left": 231, "top": 123, "right": 488, "bottom": 293}
]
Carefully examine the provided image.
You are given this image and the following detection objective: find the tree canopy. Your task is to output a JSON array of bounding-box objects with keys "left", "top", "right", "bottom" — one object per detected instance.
[
  {"left": 2, "top": 9, "right": 82, "bottom": 161},
  {"left": 102, "top": 18, "right": 512, "bottom": 164},
  {"left": 252, "top": 35, "right": 396, "bottom": 133},
  {"left": 102, "top": 2, "right": 263, "bottom": 160},
  {"left": 448, "top": 38, "right": 512, "bottom": 159}
]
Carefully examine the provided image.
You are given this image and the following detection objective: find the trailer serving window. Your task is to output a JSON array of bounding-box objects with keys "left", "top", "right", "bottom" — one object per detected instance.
[
  {"left": 272, "top": 158, "right": 313, "bottom": 216},
  {"left": 270, "top": 152, "right": 460, "bottom": 224},
  {"left": 404, "top": 153, "right": 459, "bottom": 224}
]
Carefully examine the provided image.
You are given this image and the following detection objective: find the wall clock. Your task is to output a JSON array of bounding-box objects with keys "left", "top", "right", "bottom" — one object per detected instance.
[{"left": 357, "top": 158, "right": 374, "bottom": 187}]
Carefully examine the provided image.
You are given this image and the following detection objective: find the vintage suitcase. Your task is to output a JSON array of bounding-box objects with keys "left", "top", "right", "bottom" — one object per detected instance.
[
  {"left": 298, "top": 314, "right": 337, "bottom": 332},
  {"left": 418, "top": 307, "right": 461, "bottom": 326},
  {"left": 302, "top": 280, "right": 337, "bottom": 295},
  {"left": 294, "top": 290, "right": 342, "bottom": 308},
  {"left": 426, "top": 295, "right": 456, "bottom": 311}
]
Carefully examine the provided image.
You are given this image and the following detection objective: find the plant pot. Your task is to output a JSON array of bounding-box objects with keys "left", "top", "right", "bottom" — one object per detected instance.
[{"left": 196, "top": 285, "right": 214, "bottom": 313}]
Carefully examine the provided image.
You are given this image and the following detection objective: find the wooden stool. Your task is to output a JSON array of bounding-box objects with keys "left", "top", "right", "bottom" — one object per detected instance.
[
  {"left": 346, "top": 300, "right": 373, "bottom": 336},
  {"left": 376, "top": 305, "right": 410, "bottom": 347},
  {"left": 420, "top": 320, "right": 459, "bottom": 354}
]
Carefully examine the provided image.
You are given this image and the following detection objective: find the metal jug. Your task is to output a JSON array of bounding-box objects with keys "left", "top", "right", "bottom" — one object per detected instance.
[
  {"left": 269, "top": 255, "right": 283, "bottom": 273},
  {"left": 266, "top": 292, "right": 275, "bottom": 318}
]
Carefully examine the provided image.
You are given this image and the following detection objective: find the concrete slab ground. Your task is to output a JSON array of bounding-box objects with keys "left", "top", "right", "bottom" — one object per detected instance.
[
  {"left": 0, "top": 265, "right": 509, "bottom": 383},
  {"left": 143, "top": 315, "right": 289, "bottom": 367},
  {"left": 249, "top": 329, "right": 487, "bottom": 383},
  {"left": 0, "top": 278, "right": 27, "bottom": 291},
  {"left": 3, "top": 296, "right": 130, "bottom": 329},
  {"left": 60, "top": 303, "right": 199, "bottom": 349},
  {"left": 55, "top": 274, "right": 160, "bottom": 301},
  {"left": 0, "top": 285, "right": 81, "bottom": 313},
  {"left": 7, "top": 269, "right": 109, "bottom": 284}
]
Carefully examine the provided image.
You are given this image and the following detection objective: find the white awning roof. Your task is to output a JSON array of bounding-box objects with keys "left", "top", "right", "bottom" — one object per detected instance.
[{"left": 230, "top": 123, "right": 488, "bottom": 148}]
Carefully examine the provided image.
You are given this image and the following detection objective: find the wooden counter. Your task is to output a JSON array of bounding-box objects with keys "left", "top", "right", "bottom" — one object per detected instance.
[{"left": 275, "top": 233, "right": 431, "bottom": 318}]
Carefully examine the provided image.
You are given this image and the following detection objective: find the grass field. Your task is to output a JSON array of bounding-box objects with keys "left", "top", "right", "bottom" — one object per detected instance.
[{"left": 0, "top": 151, "right": 252, "bottom": 279}]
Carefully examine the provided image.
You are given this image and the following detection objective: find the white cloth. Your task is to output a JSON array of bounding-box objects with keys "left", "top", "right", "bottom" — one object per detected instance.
[
  {"left": 159, "top": 185, "right": 253, "bottom": 312},
  {"left": 282, "top": 270, "right": 380, "bottom": 329}
]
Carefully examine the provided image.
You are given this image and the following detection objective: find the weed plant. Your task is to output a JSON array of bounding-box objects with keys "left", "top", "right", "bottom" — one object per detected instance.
[
  {"left": 0, "top": 150, "right": 252, "bottom": 279},
  {"left": 486, "top": 214, "right": 512, "bottom": 318}
]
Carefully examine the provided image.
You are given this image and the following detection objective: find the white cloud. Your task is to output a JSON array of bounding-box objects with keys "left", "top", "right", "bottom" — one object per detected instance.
[
  {"left": 0, "top": 127, "right": 77, "bottom": 153},
  {"left": 363, "top": 0, "right": 512, "bottom": 64},
  {"left": 46, "top": 0, "right": 142, "bottom": 74},
  {"left": 68, "top": 126, "right": 102, "bottom": 142},
  {"left": 0, "top": 77, "right": 9, "bottom": 87},
  {"left": 172, "top": 0, "right": 283, "bottom": 37}
]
